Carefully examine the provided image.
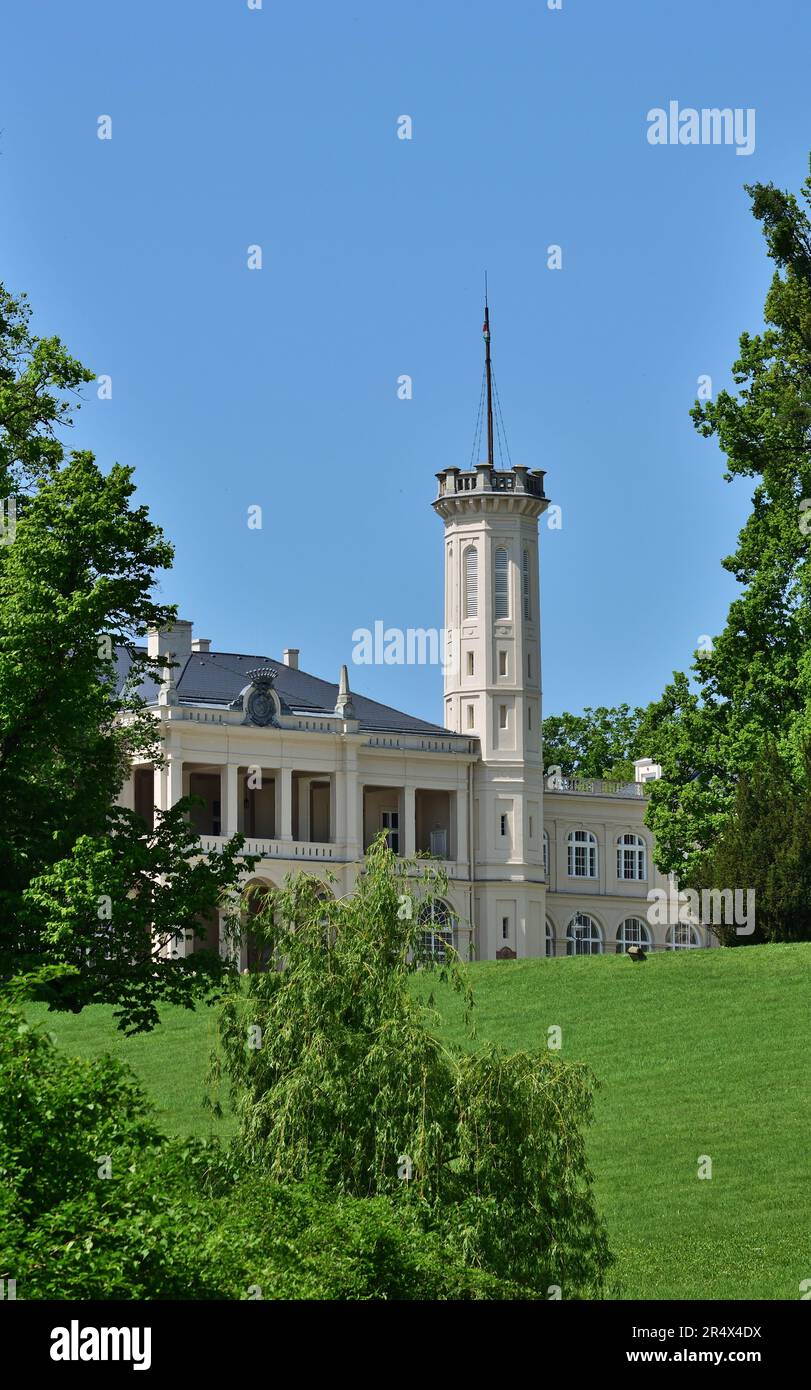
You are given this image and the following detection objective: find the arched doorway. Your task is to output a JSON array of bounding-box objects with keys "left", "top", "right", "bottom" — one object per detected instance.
[{"left": 241, "top": 878, "right": 277, "bottom": 972}]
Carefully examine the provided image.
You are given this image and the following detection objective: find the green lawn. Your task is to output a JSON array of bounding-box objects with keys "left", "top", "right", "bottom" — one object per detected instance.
[
  {"left": 26, "top": 997, "right": 232, "bottom": 1143},
  {"left": 26, "top": 942, "right": 811, "bottom": 1300}
]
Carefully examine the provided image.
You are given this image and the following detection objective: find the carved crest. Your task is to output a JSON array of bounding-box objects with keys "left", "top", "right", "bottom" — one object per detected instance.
[{"left": 244, "top": 666, "right": 278, "bottom": 727}]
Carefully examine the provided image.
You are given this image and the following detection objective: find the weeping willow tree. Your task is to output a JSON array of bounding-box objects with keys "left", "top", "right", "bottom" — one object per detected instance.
[{"left": 210, "top": 836, "right": 613, "bottom": 1299}]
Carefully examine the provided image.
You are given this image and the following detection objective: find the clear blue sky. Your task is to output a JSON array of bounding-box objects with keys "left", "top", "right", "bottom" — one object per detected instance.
[{"left": 3, "top": 0, "right": 809, "bottom": 723}]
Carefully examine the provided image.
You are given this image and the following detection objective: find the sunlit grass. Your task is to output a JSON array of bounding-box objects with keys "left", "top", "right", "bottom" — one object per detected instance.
[{"left": 26, "top": 941, "right": 811, "bottom": 1300}]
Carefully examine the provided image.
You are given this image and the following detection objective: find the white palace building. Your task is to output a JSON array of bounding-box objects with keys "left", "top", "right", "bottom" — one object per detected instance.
[{"left": 117, "top": 310, "right": 708, "bottom": 965}]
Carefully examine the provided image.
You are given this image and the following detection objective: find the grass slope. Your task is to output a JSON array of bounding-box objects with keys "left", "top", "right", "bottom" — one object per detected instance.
[
  {"left": 25, "top": 998, "right": 232, "bottom": 1143},
  {"left": 26, "top": 942, "right": 811, "bottom": 1300}
]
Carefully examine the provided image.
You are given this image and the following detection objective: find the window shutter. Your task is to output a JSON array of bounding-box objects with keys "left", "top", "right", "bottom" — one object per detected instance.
[
  {"left": 494, "top": 548, "right": 509, "bottom": 618},
  {"left": 522, "top": 548, "right": 531, "bottom": 620},
  {"left": 464, "top": 546, "right": 478, "bottom": 618}
]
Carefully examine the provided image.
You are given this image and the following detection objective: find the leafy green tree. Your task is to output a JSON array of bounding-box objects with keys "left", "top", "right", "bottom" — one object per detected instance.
[
  {"left": 0, "top": 284, "right": 251, "bottom": 1029},
  {"left": 542, "top": 704, "right": 646, "bottom": 780},
  {"left": 212, "top": 837, "right": 613, "bottom": 1298},
  {"left": 686, "top": 741, "right": 811, "bottom": 944},
  {"left": 0, "top": 973, "right": 518, "bottom": 1300},
  {"left": 22, "top": 804, "right": 251, "bottom": 1033},
  {"left": 642, "top": 161, "right": 811, "bottom": 876}
]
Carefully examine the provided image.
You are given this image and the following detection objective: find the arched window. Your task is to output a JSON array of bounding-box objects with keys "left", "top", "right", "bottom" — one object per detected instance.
[
  {"left": 543, "top": 828, "right": 550, "bottom": 878},
  {"left": 494, "top": 547, "right": 509, "bottom": 619},
  {"left": 566, "top": 911, "right": 603, "bottom": 956},
  {"left": 241, "top": 879, "right": 277, "bottom": 973},
  {"left": 616, "top": 917, "right": 651, "bottom": 954},
  {"left": 667, "top": 923, "right": 701, "bottom": 950},
  {"left": 418, "top": 900, "right": 455, "bottom": 962},
  {"left": 522, "top": 548, "right": 531, "bottom": 620},
  {"left": 567, "top": 829, "right": 598, "bottom": 878},
  {"left": 617, "top": 833, "right": 647, "bottom": 880},
  {"left": 463, "top": 546, "right": 478, "bottom": 619},
  {"left": 545, "top": 919, "right": 555, "bottom": 957}
]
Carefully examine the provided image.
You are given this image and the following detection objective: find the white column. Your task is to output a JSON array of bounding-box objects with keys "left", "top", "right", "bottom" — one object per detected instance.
[
  {"left": 224, "top": 763, "right": 239, "bottom": 838},
  {"left": 167, "top": 754, "right": 183, "bottom": 809},
  {"left": 454, "top": 782, "right": 468, "bottom": 866},
  {"left": 341, "top": 746, "right": 361, "bottom": 856},
  {"left": 404, "top": 786, "right": 416, "bottom": 858},
  {"left": 299, "top": 776, "right": 311, "bottom": 842},
  {"left": 117, "top": 775, "right": 135, "bottom": 811},
  {"left": 356, "top": 783, "right": 365, "bottom": 855},
  {"left": 334, "top": 770, "right": 347, "bottom": 847},
  {"left": 280, "top": 767, "right": 293, "bottom": 841}
]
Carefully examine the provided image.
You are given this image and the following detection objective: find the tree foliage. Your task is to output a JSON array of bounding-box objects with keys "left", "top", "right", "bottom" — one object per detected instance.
[
  {"left": 641, "top": 160, "right": 811, "bottom": 875},
  {"left": 212, "top": 838, "right": 613, "bottom": 1298},
  {"left": 0, "top": 282, "right": 251, "bottom": 1029},
  {"left": 542, "top": 704, "right": 647, "bottom": 781},
  {"left": 686, "top": 740, "right": 811, "bottom": 944},
  {"left": 0, "top": 975, "right": 519, "bottom": 1300}
]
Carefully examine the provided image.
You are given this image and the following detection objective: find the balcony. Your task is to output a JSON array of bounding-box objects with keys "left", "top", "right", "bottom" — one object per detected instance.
[
  {"left": 200, "top": 835, "right": 340, "bottom": 861},
  {"left": 547, "top": 776, "right": 647, "bottom": 799}
]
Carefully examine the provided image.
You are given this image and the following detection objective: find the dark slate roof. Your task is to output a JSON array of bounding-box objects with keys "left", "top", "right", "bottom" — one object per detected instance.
[{"left": 115, "top": 647, "right": 451, "bottom": 736}]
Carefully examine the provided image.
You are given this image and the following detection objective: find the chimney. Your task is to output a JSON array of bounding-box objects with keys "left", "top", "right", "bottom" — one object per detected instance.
[
  {"left": 147, "top": 619, "right": 193, "bottom": 662},
  {"left": 191, "top": 638, "right": 211, "bottom": 653},
  {"left": 283, "top": 648, "right": 299, "bottom": 670}
]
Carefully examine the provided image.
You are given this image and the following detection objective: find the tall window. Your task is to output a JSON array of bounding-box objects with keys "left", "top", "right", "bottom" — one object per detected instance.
[
  {"left": 498, "top": 649, "right": 507, "bottom": 676},
  {"left": 499, "top": 704, "right": 508, "bottom": 730},
  {"left": 616, "top": 917, "right": 651, "bottom": 953},
  {"left": 543, "top": 829, "right": 549, "bottom": 877},
  {"left": 418, "top": 900, "right": 455, "bottom": 961},
  {"left": 567, "top": 829, "right": 598, "bottom": 878},
  {"left": 522, "top": 548, "right": 531, "bottom": 620},
  {"left": 667, "top": 923, "right": 701, "bottom": 950},
  {"left": 466, "top": 651, "right": 474, "bottom": 676},
  {"left": 545, "top": 920, "right": 555, "bottom": 957},
  {"left": 464, "top": 546, "right": 478, "bottom": 619},
  {"left": 617, "top": 833, "right": 647, "bottom": 880},
  {"left": 566, "top": 912, "right": 602, "bottom": 956},
  {"left": 494, "top": 547, "right": 509, "bottom": 619},
  {"left": 381, "top": 809, "right": 399, "bottom": 854}
]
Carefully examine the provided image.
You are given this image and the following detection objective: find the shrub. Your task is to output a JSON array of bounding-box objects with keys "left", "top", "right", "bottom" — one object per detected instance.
[{"left": 212, "top": 837, "right": 613, "bottom": 1298}]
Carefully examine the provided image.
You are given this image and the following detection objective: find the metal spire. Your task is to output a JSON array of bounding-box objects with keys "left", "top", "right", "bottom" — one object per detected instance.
[{"left": 483, "top": 275, "right": 494, "bottom": 467}]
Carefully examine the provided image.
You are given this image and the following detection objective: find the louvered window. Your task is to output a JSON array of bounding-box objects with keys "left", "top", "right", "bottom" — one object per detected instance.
[
  {"left": 464, "top": 546, "right": 478, "bottom": 618},
  {"left": 494, "top": 547, "right": 509, "bottom": 619},
  {"left": 522, "top": 548, "right": 531, "bottom": 620}
]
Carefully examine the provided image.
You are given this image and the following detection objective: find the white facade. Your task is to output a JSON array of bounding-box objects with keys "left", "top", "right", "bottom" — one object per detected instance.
[
  {"left": 434, "top": 463, "right": 547, "bottom": 958},
  {"left": 119, "top": 464, "right": 707, "bottom": 964}
]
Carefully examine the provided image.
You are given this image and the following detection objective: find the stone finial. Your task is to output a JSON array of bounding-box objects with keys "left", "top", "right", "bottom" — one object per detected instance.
[{"left": 335, "top": 663, "right": 355, "bottom": 719}]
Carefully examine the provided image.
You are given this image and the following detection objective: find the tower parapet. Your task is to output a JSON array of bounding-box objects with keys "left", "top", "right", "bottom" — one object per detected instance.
[{"left": 434, "top": 464, "right": 548, "bottom": 519}]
